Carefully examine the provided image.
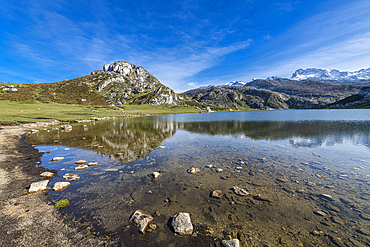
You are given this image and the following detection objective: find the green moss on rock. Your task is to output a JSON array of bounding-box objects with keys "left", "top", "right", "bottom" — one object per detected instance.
[{"left": 55, "top": 199, "right": 69, "bottom": 209}]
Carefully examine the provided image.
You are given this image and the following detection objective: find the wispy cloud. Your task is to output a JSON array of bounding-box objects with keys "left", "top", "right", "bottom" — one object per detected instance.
[
  {"left": 240, "top": 0, "right": 370, "bottom": 80},
  {"left": 141, "top": 41, "right": 251, "bottom": 92}
]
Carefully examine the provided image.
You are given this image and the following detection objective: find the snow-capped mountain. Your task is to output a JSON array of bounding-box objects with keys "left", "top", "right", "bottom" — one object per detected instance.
[
  {"left": 291, "top": 67, "right": 370, "bottom": 82},
  {"left": 225, "top": 81, "right": 247, "bottom": 87}
]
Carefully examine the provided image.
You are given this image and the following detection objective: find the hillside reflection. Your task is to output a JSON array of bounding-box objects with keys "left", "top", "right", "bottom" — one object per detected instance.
[
  {"left": 27, "top": 118, "right": 370, "bottom": 164},
  {"left": 181, "top": 120, "right": 370, "bottom": 148},
  {"left": 27, "top": 117, "right": 178, "bottom": 163}
]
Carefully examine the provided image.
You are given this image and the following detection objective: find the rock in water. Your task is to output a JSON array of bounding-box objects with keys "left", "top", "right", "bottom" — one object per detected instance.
[
  {"left": 75, "top": 160, "right": 87, "bottom": 164},
  {"left": 130, "top": 210, "right": 153, "bottom": 234},
  {"left": 187, "top": 167, "right": 200, "bottom": 174},
  {"left": 75, "top": 165, "right": 88, "bottom": 170},
  {"left": 222, "top": 239, "right": 240, "bottom": 247},
  {"left": 254, "top": 194, "right": 272, "bottom": 202},
  {"left": 61, "top": 125, "right": 72, "bottom": 130},
  {"left": 63, "top": 173, "right": 80, "bottom": 181},
  {"left": 40, "top": 172, "right": 53, "bottom": 177},
  {"left": 88, "top": 162, "right": 98, "bottom": 166},
  {"left": 232, "top": 186, "right": 249, "bottom": 196},
  {"left": 171, "top": 212, "right": 193, "bottom": 235},
  {"left": 152, "top": 171, "right": 162, "bottom": 179},
  {"left": 29, "top": 180, "right": 49, "bottom": 193},
  {"left": 52, "top": 157, "right": 64, "bottom": 162},
  {"left": 211, "top": 190, "right": 223, "bottom": 199},
  {"left": 53, "top": 182, "right": 71, "bottom": 191}
]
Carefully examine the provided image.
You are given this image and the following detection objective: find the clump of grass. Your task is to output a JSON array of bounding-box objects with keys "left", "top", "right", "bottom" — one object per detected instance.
[{"left": 55, "top": 199, "right": 69, "bottom": 209}]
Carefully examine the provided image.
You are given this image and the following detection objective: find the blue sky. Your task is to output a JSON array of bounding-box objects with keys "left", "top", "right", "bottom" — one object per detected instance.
[{"left": 1, "top": 0, "right": 370, "bottom": 92}]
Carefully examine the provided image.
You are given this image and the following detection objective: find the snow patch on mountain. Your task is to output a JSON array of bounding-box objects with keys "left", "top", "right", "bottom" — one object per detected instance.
[
  {"left": 225, "top": 81, "right": 247, "bottom": 87},
  {"left": 291, "top": 67, "right": 370, "bottom": 82}
]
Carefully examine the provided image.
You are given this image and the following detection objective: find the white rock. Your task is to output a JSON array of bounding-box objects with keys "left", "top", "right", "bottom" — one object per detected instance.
[
  {"left": 222, "top": 239, "right": 240, "bottom": 247},
  {"left": 29, "top": 180, "right": 49, "bottom": 193},
  {"left": 88, "top": 162, "right": 98, "bottom": 166},
  {"left": 152, "top": 172, "right": 162, "bottom": 179},
  {"left": 40, "top": 172, "right": 53, "bottom": 177},
  {"left": 53, "top": 182, "right": 70, "bottom": 191},
  {"left": 75, "top": 165, "right": 88, "bottom": 170},
  {"left": 130, "top": 210, "right": 153, "bottom": 233},
  {"left": 187, "top": 167, "right": 200, "bottom": 174},
  {"left": 233, "top": 186, "right": 249, "bottom": 196},
  {"left": 75, "top": 160, "right": 87, "bottom": 164},
  {"left": 61, "top": 125, "right": 72, "bottom": 130},
  {"left": 171, "top": 212, "right": 193, "bottom": 235},
  {"left": 52, "top": 157, "right": 64, "bottom": 162}
]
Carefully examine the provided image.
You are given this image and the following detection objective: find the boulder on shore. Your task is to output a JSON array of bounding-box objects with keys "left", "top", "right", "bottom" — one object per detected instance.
[
  {"left": 130, "top": 210, "right": 153, "bottom": 234},
  {"left": 171, "top": 212, "right": 193, "bottom": 235},
  {"left": 222, "top": 239, "right": 240, "bottom": 247},
  {"left": 29, "top": 180, "right": 49, "bottom": 193}
]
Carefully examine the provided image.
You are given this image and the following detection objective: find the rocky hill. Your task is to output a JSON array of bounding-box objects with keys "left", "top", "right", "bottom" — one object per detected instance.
[{"left": 0, "top": 61, "right": 180, "bottom": 107}]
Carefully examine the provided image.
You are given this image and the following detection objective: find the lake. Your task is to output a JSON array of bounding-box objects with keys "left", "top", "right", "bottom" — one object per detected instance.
[{"left": 27, "top": 109, "right": 370, "bottom": 246}]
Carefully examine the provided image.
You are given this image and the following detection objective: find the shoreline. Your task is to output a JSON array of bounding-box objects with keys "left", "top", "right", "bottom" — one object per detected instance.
[{"left": 0, "top": 122, "right": 121, "bottom": 246}]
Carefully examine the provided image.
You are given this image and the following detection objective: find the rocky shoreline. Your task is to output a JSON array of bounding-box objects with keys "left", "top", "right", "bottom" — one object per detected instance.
[{"left": 0, "top": 123, "right": 120, "bottom": 246}]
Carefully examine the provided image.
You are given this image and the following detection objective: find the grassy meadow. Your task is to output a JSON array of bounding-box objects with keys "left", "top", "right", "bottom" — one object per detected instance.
[{"left": 0, "top": 100, "right": 201, "bottom": 124}]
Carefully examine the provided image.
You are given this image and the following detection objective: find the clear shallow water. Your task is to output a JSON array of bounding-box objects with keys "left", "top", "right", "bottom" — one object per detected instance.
[{"left": 27, "top": 110, "right": 370, "bottom": 246}]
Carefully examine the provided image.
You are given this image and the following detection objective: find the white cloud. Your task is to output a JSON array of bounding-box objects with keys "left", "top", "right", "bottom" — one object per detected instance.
[
  {"left": 187, "top": 82, "right": 197, "bottom": 87},
  {"left": 240, "top": 0, "right": 370, "bottom": 79}
]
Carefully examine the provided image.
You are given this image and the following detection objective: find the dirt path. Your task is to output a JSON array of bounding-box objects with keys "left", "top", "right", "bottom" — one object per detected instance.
[{"left": 0, "top": 124, "right": 119, "bottom": 246}]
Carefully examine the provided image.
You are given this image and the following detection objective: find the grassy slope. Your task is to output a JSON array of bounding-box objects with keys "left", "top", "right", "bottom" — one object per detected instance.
[{"left": 0, "top": 100, "right": 200, "bottom": 123}]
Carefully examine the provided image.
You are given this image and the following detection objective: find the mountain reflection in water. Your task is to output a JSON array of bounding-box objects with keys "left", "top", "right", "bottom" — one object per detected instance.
[{"left": 27, "top": 117, "right": 370, "bottom": 165}]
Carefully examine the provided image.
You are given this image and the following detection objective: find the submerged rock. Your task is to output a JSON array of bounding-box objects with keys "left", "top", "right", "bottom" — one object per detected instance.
[
  {"left": 29, "top": 180, "right": 49, "bottom": 193},
  {"left": 314, "top": 211, "right": 327, "bottom": 216},
  {"left": 187, "top": 167, "right": 200, "bottom": 174},
  {"left": 63, "top": 173, "right": 80, "bottom": 181},
  {"left": 211, "top": 190, "right": 223, "bottom": 199},
  {"left": 232, "top": 186, "right": 249, "bottom": 196},
  {"left": 53, "top": 182, "right": 70, "bottom": 191},
  {"left": 254, "top": 194, "right": 272, "bottom": 202},
  {"left": 172, "top": 212, "right": 193, "bottom": 235},
  {"left": 222, "top": 239, "right": 240, "bottom": 247},
  {"left": 319, "top": 194, "right": 334, "bottom": 201},
  {"left": 152, "top": 171, "right": 162, "bottom": 179},
  {"left": 130, "top": 210, "right": 153, "bottom": 234},
  {"left": 40, "top": 172, "right": 53, "bottom": 177}
]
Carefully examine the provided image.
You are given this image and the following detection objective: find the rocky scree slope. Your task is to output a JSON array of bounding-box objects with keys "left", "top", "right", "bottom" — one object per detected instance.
[{"left": 91, "top": 61, "right": 179, "bottom": 106}]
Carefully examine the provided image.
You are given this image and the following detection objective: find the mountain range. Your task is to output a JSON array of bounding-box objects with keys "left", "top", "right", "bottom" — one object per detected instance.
[{"left": 1, "top": 62, "right": 369, "bottom": 110}]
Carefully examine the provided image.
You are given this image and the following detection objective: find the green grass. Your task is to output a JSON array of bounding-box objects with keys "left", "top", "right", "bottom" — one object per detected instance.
[{"left": 0, "top": 100, "right": 201, "bottom": 123}]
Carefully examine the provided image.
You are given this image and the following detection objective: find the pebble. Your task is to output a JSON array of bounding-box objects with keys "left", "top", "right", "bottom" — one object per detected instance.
[
  {"left": 159, "top": 146, "right": 166, "bottom": 149},
  {"left": 171, "top": 212, "right": 193, "bottom": 235},
  {"left": 88, "top": 162, "right": 98, "bottom": 166},
  {"left": 187, "top": 167, "right": 200, "bottom": 174},
  {"left": 314, "top": 210, "right": 326, "bottom": 216},
  {"left": 149, "top": 224, "right": 157, "bottom": 230},
  {"left": 40, "top": 172, "right": 53, "bottom": 177},
  {"left": 232, "top": 186, "right": 249, "bottom": 196},
  {"left": 130, "top": 210, "right": 153, "bottom": 234},
  {"left": 211, "top": 190, "right": 223, "bottom": 199},
  {"left": 331, "top": 216, "right": 344, "bottom": 225},
  {"left": 206, "top": 165, "right": 214, "bottom": 168},
  {"left": 222, "top": 239, "right": 240, "bottom": 247},
  {"left": 53, "top": 182, "right": 71, "bottom": 191},
  {"left": 64, "top": 148, "right": 70, "bottom": 150},
  {"left": 217, "top": 168, "right": 223, "bottom": 172},
  {"left": 320, "top": 194, "right": 334, "bottom": 201},
  {"left": 29, "top": 180, "right": 49, "bottom": 193},
  {"left": 63, "top": 173, "right": 80, "bottom": 181},
  {"left": 152, "top": 171, "right": 162, "bottom": 179},
  {"left": 254, "top": 194, "right": 272, "bottom": 202}
]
